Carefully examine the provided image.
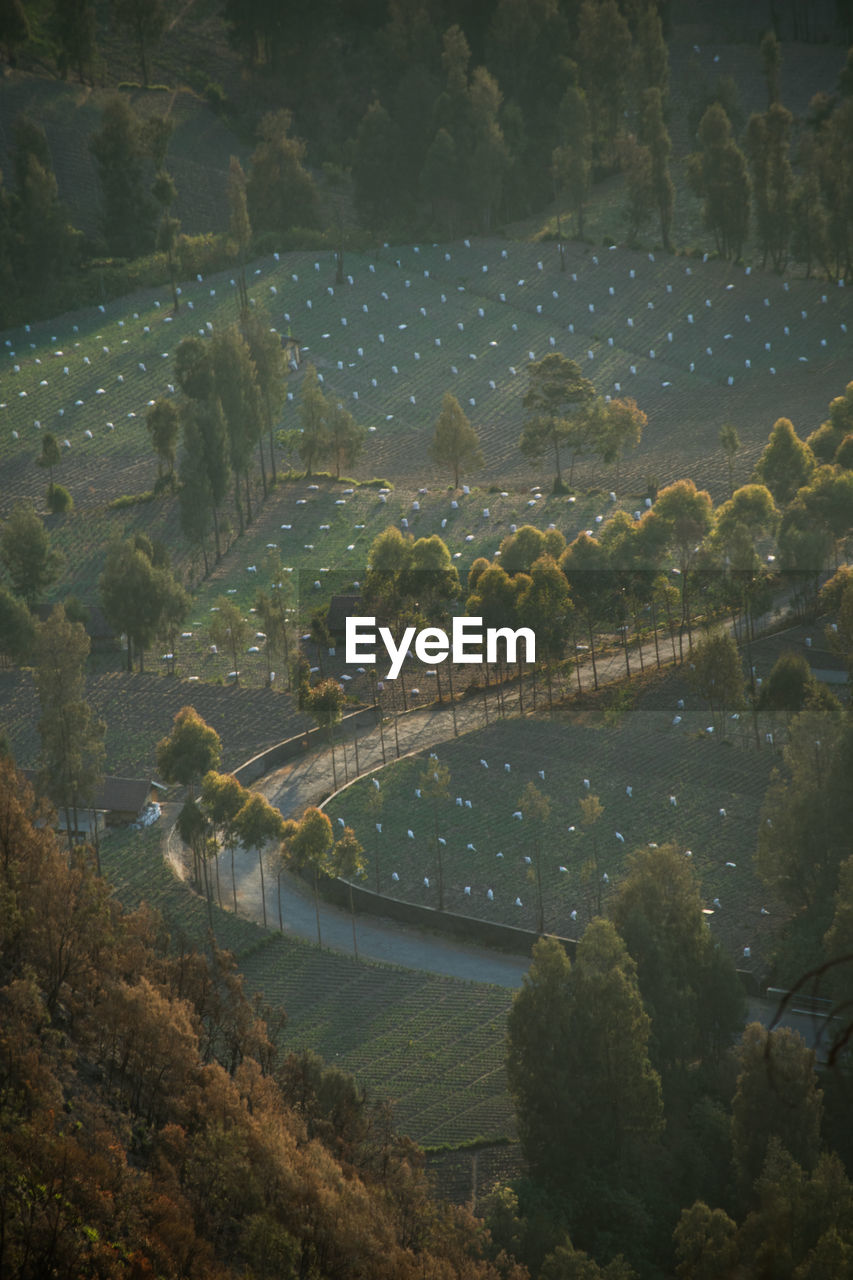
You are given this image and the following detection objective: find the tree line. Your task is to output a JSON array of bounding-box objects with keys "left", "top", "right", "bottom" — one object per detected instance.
[
  {"left": 492, "top": 864, "right": 853, "bottom": 1276},
  {"left": 348, "top": 375, "right": 853, "bottom": 707},
  {"left": 5, "top": 5, "right": 853, "bottom": 331}
]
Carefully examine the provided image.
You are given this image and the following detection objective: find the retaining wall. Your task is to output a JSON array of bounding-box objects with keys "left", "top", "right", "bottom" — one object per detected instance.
[
  {"left": 316, "top": 869, "right": 577, "bottom": 960},
  {"left": 233, "top": 704, "right": 381, "bottom": 784}
]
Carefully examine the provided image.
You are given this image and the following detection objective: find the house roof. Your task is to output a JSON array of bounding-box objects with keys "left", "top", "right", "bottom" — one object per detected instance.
[
  {"left": 21, "top": 771, "right": 155, "bottom": 815},
  {"left": 326, "top": 594, "right": 363, "bottom": 635},
  {"left": 92, "top": 777, "right": 156, "bottom": 813}
]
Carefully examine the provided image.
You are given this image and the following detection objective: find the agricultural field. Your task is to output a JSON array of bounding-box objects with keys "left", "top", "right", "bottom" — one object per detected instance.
[
  {"left": 323, "top": 711, "right": 780, "bottom": 977},
  {"left": 2, "top": 236, "right": 849, "bottom": 527},
  {"left": 100, "top": 820, "right": 516, "bottom": 1150},
  {"left": 0, "top": 666, "right": 311, "bottom": 776}
]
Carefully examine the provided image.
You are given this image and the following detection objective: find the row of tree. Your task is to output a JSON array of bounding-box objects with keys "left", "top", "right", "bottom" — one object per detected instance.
[
  {"left": 154, "top": 703, "right": 366, "bottom": 944},
  {"left": 682, "top": 76, "right": 853, "bottom": 272},
  {"left": 348, "top": 4, "right": 669, "bottom": 239},
  {"left": 171, "top": 317, "right": 287, "bottom": 570},
  {"left": 2, "top": 372, "right": 850, "bottom": 691}
]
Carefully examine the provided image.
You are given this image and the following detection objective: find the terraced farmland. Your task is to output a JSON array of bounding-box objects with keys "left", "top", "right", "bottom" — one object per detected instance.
[
  {"left": 0, "top": 667, "right": 311, "bottom": 775},
  {"left": 237, "top": 937, "right": 515, "bottom": 1147},
  {"left": 2, "top": 237, "right": 848, "bottom": 520},
  {"left": 323, "top": 712, "right": 779, "bottom": 975}
]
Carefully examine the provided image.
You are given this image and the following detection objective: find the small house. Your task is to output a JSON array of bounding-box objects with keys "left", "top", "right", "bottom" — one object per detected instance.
[{"left": 21, "top": 772, "right": 165, "bottom": 836}]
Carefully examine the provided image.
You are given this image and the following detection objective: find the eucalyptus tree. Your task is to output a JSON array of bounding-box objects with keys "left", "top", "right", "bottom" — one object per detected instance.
[
  {"left": 519, "top": 354, "right": 595, "bottom": 492},
  {"left": 328, "top": 827, "right": 367, "bottom": 959},
  {"left": 33, "top": 605, "right": 105, "bottom": 854},
  {"left": 506, "top": 925, "right": 663, "bottom": 1199},
  {"left": 0, "top": 501, "right": 63, "bottom": 607},
  {"left": 233, "top": 792, "right": 286, "bottom": 930},
  {"left": 201, "top": 771, "right": 249, "bottom": 913},
  {"left": 289, "top": 807, "right": 334, "bottom": 945},
  {"left": 208, "top": 597, "right": 251, "bottom": 685},
  {"left": 306, "top": 678, "right": 347, "bottom": 791},
  {"left": 644, "top": 480, "right": 713, "bottom": 659},
  {"left": 687, "top": 103, "right": 750, "bottom": 261},
  {"left": 560, "top": 531, "right": 612, "bottom": 689},
  {"left": 430, "top": 392, "right": 483, "bottom": 488}
]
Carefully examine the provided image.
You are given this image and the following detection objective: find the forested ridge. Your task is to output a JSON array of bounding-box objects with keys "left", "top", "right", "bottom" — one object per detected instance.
[
  {"left": 0, "top": 758, "right": 524, "bottom": 1279},
  {"left": 2, "top": 0, "right": 853, "bottom": 329}
]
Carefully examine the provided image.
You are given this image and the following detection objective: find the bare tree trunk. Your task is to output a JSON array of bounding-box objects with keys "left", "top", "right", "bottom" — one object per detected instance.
[
  {"left": 257, "top": 847, "right": 267, "bottom": 928},
  {"left": 313, "top": 868, "right": 323, "bottom": 946},
  {"left": 587, "top": 616, "right": 599, "bottom": 690},
  {"left": 349, "top": 882, "right": 358, "bottom": 960},
  {"left": 447, "top": 661, "right": 458, "bottom": 736}
]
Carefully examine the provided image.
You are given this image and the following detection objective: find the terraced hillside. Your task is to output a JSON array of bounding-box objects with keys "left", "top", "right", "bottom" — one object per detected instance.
[{"left": 2, "top": 238, "right": 848, "bottom": 517}]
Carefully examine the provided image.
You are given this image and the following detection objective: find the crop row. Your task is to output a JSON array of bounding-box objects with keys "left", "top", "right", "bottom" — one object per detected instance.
[
  {"left": 3, "top": 666, "right": 310, "bottom": 775},
  {"left": 324, "top": 711, "right": 778, "bottom": 968},
  {"left": 236, "top": 934, "right": 515, "bottom": 1145},
  {"left": 2, "top": 236, "right": 845, "bottom": 513},
  {"left": 100, "top": 821, "right": 520, "bottom": 1148}
]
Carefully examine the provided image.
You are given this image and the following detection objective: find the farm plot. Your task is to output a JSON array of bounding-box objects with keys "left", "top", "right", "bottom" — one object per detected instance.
[
  {"left": 46, "top": 499, "right": 187, "bottom": 604},
  {"left": 1, "top": 667, "right": 310, "bottom": 775},
  {"left": 2, "top": 236, "right": 848, "bottom": 515},
  {"left": 323, "top": 711, "right": 778, "bottom": 974},
  {"left": 236, "top": 935, "right": 515, "bottom": 1147},
  {"left": 100, "top": 822, "right": 265, "bottom": 956},
  {"left": 100, "top": 822, "right": 516, "bottom": 1148},
  {"left": 150, "top": 471, "right": 642, "bottom": 690}
]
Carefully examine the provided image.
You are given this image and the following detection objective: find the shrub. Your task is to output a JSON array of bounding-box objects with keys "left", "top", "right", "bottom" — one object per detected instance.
[
  {"left": 47, "top": 484, "right": 73, "bottom": 513},
  {"left": 63, "top": 595, "right": 89, "bottom": 627},
  {"left": 108, "top": 492, "right": 155, "bottom": 510},
  {"left": 204, "top": 81, "right": 227, "bottom": 113}
]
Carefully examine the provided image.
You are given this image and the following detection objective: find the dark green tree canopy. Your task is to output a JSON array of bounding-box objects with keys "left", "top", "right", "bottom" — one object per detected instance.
[
  {"left": 0, "top": 501, "right": 64, "bottom": 607},
  {"left": 687, "top": 102, "right": 750, "bottom": 261},
  {"left": 156, "top": 706, "right": 222, "bottom": 792},
  {"left": 520, "top": 353, "right": 595, "bottom": 490},
  {"left": 506, "top": 925, "right": 663, "bottom": 1197},
  {"left": 247, "top": 110, "right": 319, "bottom": 236},
  {"left": 611, "top": 843, "right": 744, "bottom": 1079}
]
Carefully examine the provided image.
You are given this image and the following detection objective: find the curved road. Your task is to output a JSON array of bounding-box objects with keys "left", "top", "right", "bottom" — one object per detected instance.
[
  {"left": 221, "top": 622, "right": 707, "bottom": 981},
  {"left": 165, "top": 635, "right": 831, "bottom": 1049},
  {"left": 187, "top": 640, "right": 646, "bottom": 985},
  {"left": 222, "top": 683, "right": 538, "bottom": 986}
]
